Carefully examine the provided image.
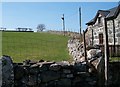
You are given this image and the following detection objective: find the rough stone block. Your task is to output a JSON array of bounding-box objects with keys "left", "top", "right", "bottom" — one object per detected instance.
[
  {"left": 40, "top": 71, "right": 60, "bottom": 83},
  {"left": 63, "top": 69, "right": 71, "bottom": 74},
  {"left": 49, "top": 63, "right": 61, "bottom": 71},
  {"left": 56, "top": 79, "right": 71, "bottom": 87}
]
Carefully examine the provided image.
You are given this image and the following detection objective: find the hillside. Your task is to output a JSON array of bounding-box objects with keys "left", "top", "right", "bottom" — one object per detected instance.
[{"left": 2, "top": 32, "right": 70, "bottom": 62}]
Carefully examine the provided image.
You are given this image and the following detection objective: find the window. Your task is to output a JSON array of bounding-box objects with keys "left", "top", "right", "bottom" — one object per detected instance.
[
  {"left": 99, "top": 33, "right": 103, "bottom": 44},
  {"left": 118, "top": 20, "right": 120, "bottom": 27},
  {"left": 98, "top": 17, "right": 101, "bottom": 24}
]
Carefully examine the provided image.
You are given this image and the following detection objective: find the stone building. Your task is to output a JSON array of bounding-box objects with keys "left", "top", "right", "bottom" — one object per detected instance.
[{"left": 85, "top": 5, "right": 120, "bottom": 56}]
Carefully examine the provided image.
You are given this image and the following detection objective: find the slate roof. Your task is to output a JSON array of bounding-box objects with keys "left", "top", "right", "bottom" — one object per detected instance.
[
  {"left": 86, "top": 5, "right": 120, "bottom": 25},
  {"left": 106, "top": 6, "right": 118, "bottom": 18}
]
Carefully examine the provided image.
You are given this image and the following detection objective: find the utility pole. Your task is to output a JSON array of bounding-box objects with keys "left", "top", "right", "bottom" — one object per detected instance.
[
  {"left": 79, "top": 7, "right": 81, "bottom": 35},
  {"left": 79, "top": 7, "right": 82, "bottom": 41},
  {"left": 61, "top": 14, "right": 65, "bottom": 36},
  {"left": 104, "top": 18, "right": 109, "bottom": 87}
]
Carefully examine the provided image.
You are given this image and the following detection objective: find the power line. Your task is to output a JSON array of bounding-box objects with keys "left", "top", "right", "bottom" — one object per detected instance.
[{"left": 65, "top": 10, "right": 78, "bottom": 19}]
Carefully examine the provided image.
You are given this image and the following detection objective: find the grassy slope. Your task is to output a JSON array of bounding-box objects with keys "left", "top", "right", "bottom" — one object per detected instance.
[{"left": 2, "top": 32, "right": 70, "bottom": 62}]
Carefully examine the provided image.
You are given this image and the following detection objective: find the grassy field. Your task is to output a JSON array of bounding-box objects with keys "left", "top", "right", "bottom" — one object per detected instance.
[{"left": 2, "top": 32, "right": 70, "bottom": 62}]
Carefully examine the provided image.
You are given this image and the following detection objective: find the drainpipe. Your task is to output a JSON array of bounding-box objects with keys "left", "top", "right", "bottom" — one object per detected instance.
[
  {"left": 92, "top": 28, "right": 94, "bottom": 46},
  {"left": 112, "top": 19, "right": 116, "bottom": 56}
]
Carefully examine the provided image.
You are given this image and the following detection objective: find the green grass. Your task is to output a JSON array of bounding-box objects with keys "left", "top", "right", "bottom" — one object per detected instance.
[
  {"left": 109, "top": 57, "right": 120, "bottom": 62},
  {"left": 2, "top": 32, "right": 70, "bottom": 62}
]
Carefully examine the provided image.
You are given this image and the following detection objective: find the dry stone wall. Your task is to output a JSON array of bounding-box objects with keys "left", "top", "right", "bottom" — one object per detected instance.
[
  {"left": 67, "top": 39, "right": 84, "bottom": 62},
  {"left": 1, "top": 55, "right": 98, "bottom": 87},
  {"left": 67, "top": 38, "right": 102, "bottom": 64},
  {"left": 67, "top": 38, "right": 120, "bottom": 87}
]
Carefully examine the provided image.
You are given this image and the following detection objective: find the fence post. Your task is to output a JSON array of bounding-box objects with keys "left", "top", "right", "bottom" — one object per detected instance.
[
  {"left": 83, "top": 30, "right": 87, "bottom": 62},
  {"left": 104, "top": 18, "right": 109, "bottom": 87}
]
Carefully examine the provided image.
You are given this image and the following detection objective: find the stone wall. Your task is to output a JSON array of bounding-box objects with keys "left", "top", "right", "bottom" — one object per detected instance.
[
  {"left": 109, "top": 62, "right": 120, "bottom": 86},
  {"left": 86, "top": 13, "right": 120, "bottom": 45},
  {"left": 67, "top": 38, "right": 106, "bottom": 87},
  {"left": 67, "top": 38, "right": 84, "bottom": 62},
  {"left": 47, "top": 30, "right": 80, "bottom": 39},
  {"left": 86, "top": 14, "right": 105, "bottom": 45},
  {"left": 114, "top": 12, "right": 120, "bottom": 45},
  {"left": 67, "top": 38, "right": 102, "bottom": 64},
  {"left": 1, "top": 55, "right": 98, "bottom": 87}
]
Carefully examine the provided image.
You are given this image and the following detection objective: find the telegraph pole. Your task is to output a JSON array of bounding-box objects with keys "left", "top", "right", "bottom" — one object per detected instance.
[
  {"left": 61, "top": 14, "right": 65, "bottom": 36},
  {"left": 79, "top": 7, "right": 82, "bottom": 41},
  {"left": 79, "top": 7, "right": 81, "bottom": 35}
]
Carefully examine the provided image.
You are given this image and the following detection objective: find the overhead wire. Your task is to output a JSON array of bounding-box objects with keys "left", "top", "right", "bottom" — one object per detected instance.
[{"left": 64, "top": 10, "right": 79, "bottom": 32}]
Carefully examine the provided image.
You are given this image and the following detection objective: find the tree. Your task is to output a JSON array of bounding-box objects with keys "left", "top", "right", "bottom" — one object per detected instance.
[{"left": 37, "top": 24, "right": 46, "bottom": 32}]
